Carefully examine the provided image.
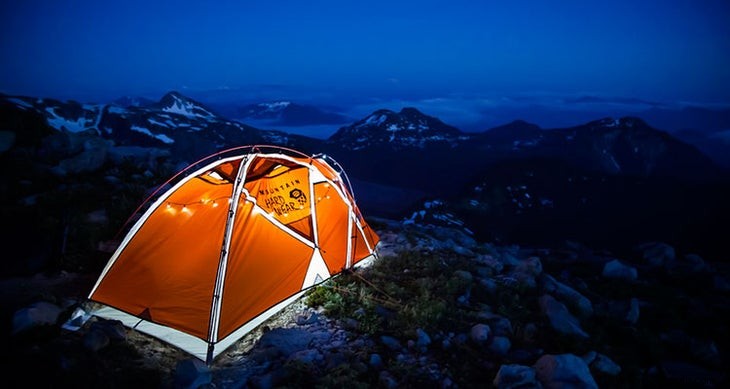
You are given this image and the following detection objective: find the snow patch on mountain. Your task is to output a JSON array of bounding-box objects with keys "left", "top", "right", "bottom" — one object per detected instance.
[
  {"left": 45, "top": 107, "right": 89, "bottom": 133},
  {"left": 131, "top": 125, "right": 174, "bottom": 144}
]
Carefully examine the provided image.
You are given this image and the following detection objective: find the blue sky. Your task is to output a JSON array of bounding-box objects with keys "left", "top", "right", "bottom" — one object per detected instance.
[{"left": 1, "top": 0, "right": 729, "bottom": 129}]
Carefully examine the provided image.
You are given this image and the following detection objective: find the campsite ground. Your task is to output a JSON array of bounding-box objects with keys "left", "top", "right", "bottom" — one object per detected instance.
[{"left": 2, "top": 219, "right": 729, "bottom": 388}]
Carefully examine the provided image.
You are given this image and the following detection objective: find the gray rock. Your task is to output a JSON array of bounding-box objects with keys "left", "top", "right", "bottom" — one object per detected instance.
[
  {"left": 515, "top": 257, "right": 543, "bottom": 277},
  {"left": 476, "top": 254, "right": 504, "bottom": 273},
  {"left": 489, "top": 316, "right": 514, "bottom": 337},
  {"left": 258, "top": 328, "right": 314, "bottom": 355},
  {"left": 538, "top": 295, "right": 588, "bottom": 339},
  {"left": 626, "top": 298, "right": 640, "bottom": 324},
  {"left": 489, "top": 336, "right": 512, "bottom": 356},
  {"left": 638, "top": 242, "right": 675, "bottom": 268},
  {"left": 369, "top": 353, "right": 383, "bottom": 369},
  {"left": 534, "top": 353, "right": 598, "bottom": 389},
  {"left": 453, "top": 270, "right": 473, "bottom": 282},
  {"left": 174, "top": 358, "right": 212, "bottom": 389},
  {"left": 288, "top": 349, "right": 323, "bottom": 365},
  {"left": 493, "top": 364, "right": 542, "bottom": 389},
  {"left": 380, "top": 335, "right": 402, "bottom": 351},
  {"left": 0, "top": 131, "right": 15, "bottom": 153},
  {"left": 602, "top": 259, "right": 638, "bottom": 281},
  {"left": 470, "top": 323, "right": 491, "bottom": 344},
  {"left": 522, "top": 323, "right": 539, "bottom": 344},
  {"left": 583, "top": 351, "right": 621, "bottom": 376},
  {"left": 415, "top": 328, "right": 431, "bottom": 348},
  {"left": 83, "top": 328, "right": 110, "bottom": 352},
  {"left": 379, "top": 370, "right": 398, "bottom": 389},
  {"left": 12, "top": 301, "right": 63, "bottom": 334},
  {"left": 540, "top": 274, "right": 593, "bottom": 317},
  {"left": 89, "top": 319, "right": 127, "bottom": 341}
]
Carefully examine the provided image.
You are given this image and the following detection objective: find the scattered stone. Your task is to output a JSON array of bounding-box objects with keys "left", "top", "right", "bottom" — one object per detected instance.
[
  {"left": 602, "top": 259, "right": 638, "bottom": 281},
  {"left": 534, "top": 353, "right": 598, "bottom": 389},
  {"left": 12, "top": 301, "right": 63, "bottom": 334},
  {"left": 379, "top": 370, "right": 398, "bottom": 388},
  {"left": 369, "top": 353, "right": 383, "bottom": 369},
  {"left": 488, "top": 336, "right": 512, "bottom": 356},
  {"left": 493, "top": 364, "right": 542, "bottom": 389},
  {"left": 258, "top": 328, "right": 314, "bottom": 355},
  {"left": 625, "top": 298, "right": 640, "bottom": 324},
  {"left": 583, "top": 351, "right": 621, "bottom": 376},
  {"left": 83, "top": 328, "right": 110, "bottom": 352},
  {"left": 415, "top": 328, "right": 431, "bottom": 348},
  {"left": 380, "top": 335, "right": 402, "bottom": 351},
  {"left": 637, "top": 242, "right": 675, "bottom": 268},
  {"left": 470, "top": 323, "right": 491, "bottom": 344},
  {"left": 174, "top": 358, "right": 212, "bottom": 389},
  {"left": 540, "top": 274, "right": 593, "bottom": 317},
  {"left": 538, "top": 295, "right": 588, "bottom": 339}
]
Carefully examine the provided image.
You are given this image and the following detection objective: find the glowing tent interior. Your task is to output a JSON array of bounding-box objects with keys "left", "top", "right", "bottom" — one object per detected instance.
[{"left": 84, "top": 146, "right": 380, "bottom": 363}]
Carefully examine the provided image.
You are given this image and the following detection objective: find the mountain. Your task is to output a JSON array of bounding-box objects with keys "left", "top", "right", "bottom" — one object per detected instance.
[
  {"left": 328, "top": 107, "right": 466, "bottom": 151},
  {"left": 112, "top": 95, "right": 156, "bottom": 108},
  {"left": 235, "top": 101, "right": 350, "bottom": 126},
  {"left": 0, "top": 91, "right": 324, "bottom": 163}
]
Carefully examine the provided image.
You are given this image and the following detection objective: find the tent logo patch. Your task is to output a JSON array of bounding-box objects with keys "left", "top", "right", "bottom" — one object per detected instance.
[{"left": 289, "top": 188, "right": 307, "bottom": 206}]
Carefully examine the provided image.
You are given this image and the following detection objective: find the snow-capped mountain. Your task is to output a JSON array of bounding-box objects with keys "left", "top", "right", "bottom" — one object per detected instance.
[
  {"left": 0, "top": 92, "right": 318, "bottom": 161},
  {"left": 155, "top": 91, "right": 217, "bottom": 119},
  {"left": 328, "top": 107, "right": 466, "bottom": 150},
  {"left": 235, "top": 101, "right": 350, "bottom": 126}
]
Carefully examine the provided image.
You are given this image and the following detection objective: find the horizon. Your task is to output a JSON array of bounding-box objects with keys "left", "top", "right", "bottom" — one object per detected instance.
[{"left": 2, "top": 1, "right": 729, "bottom": 136}]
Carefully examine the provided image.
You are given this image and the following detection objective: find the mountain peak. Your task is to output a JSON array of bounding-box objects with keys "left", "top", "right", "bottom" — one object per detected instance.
[
  {"left": 589, "top": 116, "right": 650, "bottom": 130},
  {"left": 158, "top": 91, "right": 216, "bottom": 119},
  {"left": 328, "top": 107, "right": 464, "bottom": 150}
]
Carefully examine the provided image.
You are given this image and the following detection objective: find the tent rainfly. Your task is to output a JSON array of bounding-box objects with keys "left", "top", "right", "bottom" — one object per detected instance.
[{"left": 86, "top": 146, "right": 380, "bottom": 363}]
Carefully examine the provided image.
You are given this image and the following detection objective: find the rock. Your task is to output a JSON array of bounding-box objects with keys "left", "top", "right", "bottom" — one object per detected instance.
[
  {"left": 89, "top": 319, "right": 127, "bottom": 341},
  {"left": 538, "top": 295, "right": 589, "bottom": 339},
  {"left": 658, "top": 360, "right": 724, "bottom": 387},
  {"left": 637, "top": 242, "right": 675, "bottom": 268},
  {"left": 602, "top": 259, "right": 638, "bottom": 281},
  {"left": 0, "top": 130, "right": 16, "bottom": 153},
  {"left": 476, "top": 254, "right": 504, "bottom": 273},
  {"left": 534, "top": 353, "right": 598, "bottom": 389},
  {"left": 174, "top": 358, "right": 212, "bottom": 389},
  {"left": 493, "top": 364, "right": 542, "bottom": 389},
  {"left": 682, "top": 253, "right": 708, "bottom": 273},
  {"left": 583, "top": 351, "right": 621, "bottom": 376},
  {"left": 258, "top": 328, "right": 314, "bottom": 355},
  {"left": 540, "top": 274, "right": 593, "bottom": 317},
  {"left": 12, "top": 301, "right": 63, "bottom": 334},
  {"left": 470, "top": 323, "right": 491, "bottom": 344},
  {"left": 288, "top": 349, "right": 323, "bottom": 365},
  {"left": 369, "top": 353, "right": 383, "bottom": 369},
  {"left": 489, "top": 316, "right": 514, "bottom": 337},
  {"left": 380, "top": 335, "right": 402, "bottom": 351},
  {"left": 489, "top": 336, "right": 512, "bottom": 356},
  {"left": 625, "top": 298, "right": 640, "bottom": 324},
  {"left": 713, "top": 275, "right": 730, "bottom": 292},
  {"left": 453, "top": 270, "right": 473, "bottom": 282},
  {"left": 515, "top": 257, "right": 543, "bottom": 277},
  {"left": 415, "top": 328, "right": 431, "bottom": 348},
  {"left": 521, "top": 323, "right": 539, "bottom": 344},
  {"left": 83, "top": 328, "right": 110, "bottom": 352},
  {"left": 379, "top": 370, "right": 398, "bottom": 389},
  {"left": 296, "top": 311, "right": 319, "bottom": 325}
]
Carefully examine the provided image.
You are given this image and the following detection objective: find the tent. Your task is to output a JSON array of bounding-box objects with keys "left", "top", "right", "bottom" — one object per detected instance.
[{"left": 85, "top": 146, "right": 380, "bottom": 363}]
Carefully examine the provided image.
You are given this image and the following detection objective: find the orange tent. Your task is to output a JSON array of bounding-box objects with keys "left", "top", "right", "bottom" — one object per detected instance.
[{"left": 87, "top": 146, "right": 379, "bottom": 363}]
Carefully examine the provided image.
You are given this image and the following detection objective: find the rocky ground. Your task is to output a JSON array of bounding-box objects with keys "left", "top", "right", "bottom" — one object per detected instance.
[{"left": 2, "top": 217, "right": 729, "bottom": 388}]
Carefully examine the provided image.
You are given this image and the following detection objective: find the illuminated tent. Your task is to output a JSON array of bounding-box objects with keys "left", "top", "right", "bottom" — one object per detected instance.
[{"left": 86, "top": 146, "right": 379, "bottom": 363}]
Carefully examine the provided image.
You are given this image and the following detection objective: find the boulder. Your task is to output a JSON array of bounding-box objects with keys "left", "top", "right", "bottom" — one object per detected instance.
[
  {"left": 540, "top": 274, "right": 593, "bottom": 317},
  {"left": 583, "top": 351, "right": 621, "bottom": 376},
  {"left": 258, "top": 328, "right": 314, "bottom": 355},
  {"left": 538, "top": 295, "right": 588, "bottom": 339},
  {"left": 602, "top": 259, "right": 637, "bottom": 281},
  {"left": 534, "top": 353, "right": 598, "bottom": 389},
  {"left": 12, "top": 301, "right": 63, "bottom": 334},
  {"left": 493, "top": 364, "right": 542, "bottom": 389},
  {"left": 174, "top": 358, "right": 212, "bottom": 389},
  {"left": 470, "top": 323, "right": 491, "bottom": 344},
  {"left": 637, "top": 242, "right": 675, "bottom": 268},
  {"left": 488, "top": 336, "right": 512, "bottom": 356}
]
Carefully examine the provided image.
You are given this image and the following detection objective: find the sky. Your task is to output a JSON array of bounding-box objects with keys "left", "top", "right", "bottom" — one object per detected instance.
[{"left": 1, "top": 0, "right": 729, "bottom": 130}]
